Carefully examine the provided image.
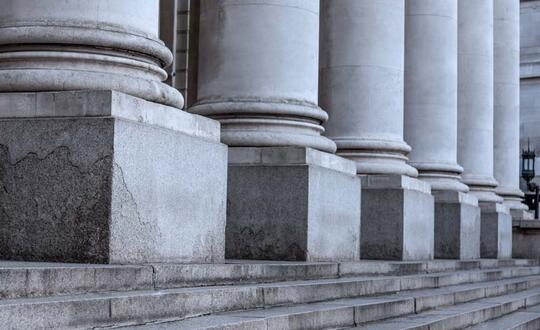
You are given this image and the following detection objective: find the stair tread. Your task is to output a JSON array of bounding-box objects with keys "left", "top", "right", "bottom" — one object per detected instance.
[
  {"left": 466, "top": 306, "right": 540, "bottom": 329},
  {"left": 351, "top": 287, "right": 540, "bottom": 329},
  {"left": 111, "top": 275, "right": 540, "bottom": 329},
  {"left": 1, "top": 267, "right": 539, "bottom": 305}
]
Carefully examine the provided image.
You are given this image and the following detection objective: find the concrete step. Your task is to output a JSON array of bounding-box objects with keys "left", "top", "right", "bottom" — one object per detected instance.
[
  {"left": 465, "top": 305, "right": 540, "bottom": 330},
  {"left": 117, "top": 275, "right": 540, "bottom": 330},
  {"left": 3, "top": 267, "right": 540, "bottom": 329},
  {"left": 352, "top": 288, "right": 540, "bottom": 329},
  {"left": 1, "top": 259, "right": 536, "bottom": 299}
]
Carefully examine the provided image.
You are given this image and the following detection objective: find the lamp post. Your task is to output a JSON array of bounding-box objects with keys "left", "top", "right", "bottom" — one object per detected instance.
[{"left": 522, "top": 140, "right": 539, "bottom": 219}]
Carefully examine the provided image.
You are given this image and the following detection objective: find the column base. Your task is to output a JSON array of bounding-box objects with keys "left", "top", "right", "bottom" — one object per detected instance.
[
  {"left": 0, "top": 91, "right": 227, "bottom": 264},
  {"left": 433, "top": 191, "right": 480, "bottom": 259},
  {"left": 360, "top": 175, "right": 434, "bottom": 261},
  {"left": 512, "top": 220, "right": 540, "bottom": 259},
  {"left": 480, "top": 202, "right": 512, "bottom": 259},
  {"left": 225, "top": 147, "right": 361, "bottom": 262},
  {"left": 510, "top": 209, "right": 534, "bottom": 220}
]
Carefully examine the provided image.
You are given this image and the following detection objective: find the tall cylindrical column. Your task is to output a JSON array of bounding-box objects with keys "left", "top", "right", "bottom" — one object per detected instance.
[
  {"left": 0, "top": 0, "right": 183, "bottom": 109},
  {"left": 404, "top": 0, "right": 468, "bottom": 192},
  {"left": 191, "top": 0, "right": 336, "bottom": 153},
  {"left": 494, "top": 0, "right": 526, "bottom": 209},
  {"left": 457, "top": 0, "right": 502, "bottom": 203},
  {"left": 320, "top": 0, "right": 417, "bottom": 177}
]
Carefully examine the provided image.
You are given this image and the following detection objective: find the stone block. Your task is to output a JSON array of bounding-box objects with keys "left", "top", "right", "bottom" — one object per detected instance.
[
  {"left": 0, "top": 91, "right": 227, "bottom": 263},
  {"left": 433, "top": 191, "right": 481, "bottom": 259},
  {"left": 360, "top": 175, "right": 435, "bottom": 260},
  {"left": 512, "top": 221, "right": 540, "bottom": 259},
  {"left": 225, "top": 147, "right": 361, "bottom": 262},
  {"left": 480, "top": 202, "right": 512, "bottom": 259}
]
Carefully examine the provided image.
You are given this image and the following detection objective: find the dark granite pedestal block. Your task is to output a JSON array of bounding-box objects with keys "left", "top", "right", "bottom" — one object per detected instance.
[
  {"left": 0, "top": 91, "right": 227, "bottom": 264},
  {"left": 480, "top": 202, "right": 512, "bottom": 259},
  {"left": 225, "top": 147, "right": 361, "bottom": 262},
  {"left": 360, "top": 175, "right": 435, "bottom": 261},
  {"left": 433, "top": 191, "right": 480, "bottom": 259}
]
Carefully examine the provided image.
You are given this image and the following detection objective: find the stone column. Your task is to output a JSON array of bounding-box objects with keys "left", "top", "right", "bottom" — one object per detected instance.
[
  {"left": 0, "top": 0, "right": 183, "bottom": 109},
  {"left": 404, "top": 0, "right": 480, "bottom": 259},
  {"left": 193, "top": 0, "right": 361, "bottom": 261},
  {"left": 457, "top": 0, "right": 511, "bottom": 258},
  {"left": 0, "top": 0, "right": 227, "bottom": 263},
  {"left": 494, "top": 0, "right": 528, "bottom": 216},
  {"left": 521, "top": 1, "right": 540, "bottom": 190},
  {"left": 320, "top": 0, "right": 434, "bottom": 261}
]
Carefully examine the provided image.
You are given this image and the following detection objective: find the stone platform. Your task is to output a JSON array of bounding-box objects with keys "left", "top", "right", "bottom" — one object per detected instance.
[{"left": 0, "top": 259, "right": 539, "bottom": 329}]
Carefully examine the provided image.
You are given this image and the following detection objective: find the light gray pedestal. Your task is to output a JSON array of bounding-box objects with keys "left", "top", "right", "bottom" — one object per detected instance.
[
  {"left": 226, "top": 147, "right": 361, "bottom": 262},
  {"left": 0, "top": 91, "right": 227, "bottom": 264},
  {"left": 360, "top": 175, "right": 434, "bottom": 261},
  {"left": 480, "top": 202, "right": 512, "bottom": 259},
  {"left": 433, "top": 191, "right": 480, "bottom": 259},
  {"left": 510, "top": 209, "right": 534, "bottom": 221}
]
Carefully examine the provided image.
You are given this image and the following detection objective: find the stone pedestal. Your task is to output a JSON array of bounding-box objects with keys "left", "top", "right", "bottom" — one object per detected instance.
[
  {"left": 0, "top": 91, "right": 227, "bottom": 264},
  {"left": 513, "top": 220, "right": 540, "bottom": 259},
  {"left": 480, "top": 203, "right": 512, "bottom": 259},
  {"left": 360, "top": 175, "right": 434, "bottom": 261},
  {"left": 225, "top": 147, "right": 361, "bottom": 262},
  {"left": 433, "top": 191, "right": 480, "bottom": 259}
]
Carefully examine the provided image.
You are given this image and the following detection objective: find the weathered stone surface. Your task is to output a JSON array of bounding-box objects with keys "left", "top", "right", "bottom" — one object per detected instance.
[
  {"left": 433, "top": 191, "right": 480, "bottom": 259},
  {"left": 360, "top": 175, "right": 434, "bottom": 260},
  {"left": 513, "top": 222, "right": 540, "bottom": 259},
  {"left": 225, "top": 147, "right": 361, "bottom": 262},
  {"left": 0, "top": 92, "right": 227, "bottom": 264},
  {"left": 480, "top": 203, "right": 513, "bottom": 259}
]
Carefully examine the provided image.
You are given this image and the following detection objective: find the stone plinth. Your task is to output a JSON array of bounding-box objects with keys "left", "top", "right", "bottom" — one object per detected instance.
[
  {"left": 225, "top": 147, "right": 361, "bottom": 262},
  {"left": 513, "top": 220, "right": 540, "bottom": 259},
  {"left": 433, "top": 191, "right": 480, "bottom": 259},
  {"left": 480, "top": 202, "right": 512, "bottom": 259},
  {"left": 360, "top": 175, "right": 434, "bottom": 261},
  {"left": 0, "top": 91, "right": 227, "bottom": 264}
]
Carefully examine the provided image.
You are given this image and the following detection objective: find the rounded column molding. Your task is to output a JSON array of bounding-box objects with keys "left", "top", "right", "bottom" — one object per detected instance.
[
  {"left": 404, "top": 0, "right": 469, "bottom": 192},
  {"left": 190, "top": 0, "right": 336, "bottom": 153},
  {"left": 319, "top": 0, "right": 418, "bottom": 177},
  {"left": 0, "top": 0, "right": 183, "bottom": 109}
]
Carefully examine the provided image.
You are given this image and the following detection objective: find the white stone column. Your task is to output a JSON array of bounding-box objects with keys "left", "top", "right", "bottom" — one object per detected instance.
[
  {"left": 0, "top": 0, "right": 183, "bottom": 109},
  {"left": 191, "top": 0, "right": 336, "bottom": 153},
  {"left": 494, "top": 0, "right": 526, "bottom": 210},
  {"left": 404, "top": 0, "right": 468, "bottom": 192},
  {"left": 457, "top": 0, "right": 501, "bottom": 203},
  {"left": 320, "top": 0, "right": 434, "bottom": 261},
  {"left": 320, "top": 0, "right": 417, "bottom": 177}
]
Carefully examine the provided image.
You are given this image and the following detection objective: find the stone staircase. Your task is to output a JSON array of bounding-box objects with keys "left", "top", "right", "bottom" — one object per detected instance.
[{"left": 2, "top": 260, "right": 540, "bottom": 329}]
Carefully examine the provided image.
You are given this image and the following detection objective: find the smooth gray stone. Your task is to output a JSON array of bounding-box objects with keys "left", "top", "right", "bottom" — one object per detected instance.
[
  {"left": 0, "top": 114, "right": 227, "bottom": 264},
  {"left": 433, "top": 191, "right": 481, "bottom": 259},
  {"left": 226, "top": 147, "right": 361, "bottom": 262},
  {"left": 1, "top": 267, "right": 540, "bottom": 329},
  {"left": 360, "top": 175, "right": 434, "bottom": 260},
  {"left": 513, "top": 225, "right": 540, "bottom": 259},
  {"left": 480, "top": 203, "right": 513, "bottom": 259}
]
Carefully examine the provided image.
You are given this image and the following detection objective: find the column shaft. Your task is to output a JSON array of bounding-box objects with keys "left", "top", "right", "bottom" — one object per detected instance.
[
  {"left": 404, "top": 0, "right": 468, "bottom": 192},
  {"left": 494, "top": 0, "right": 525, "bottom": 210},
  {"left": 191, "top": 0, "right": 335, "bottom": 153},
  {"left": 320, "top": 0, "right": 416, "bottom": 177},
  {"left": 457, "top": 0, "right": 501, "bottom": 203}
]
